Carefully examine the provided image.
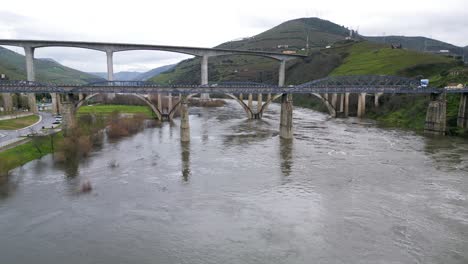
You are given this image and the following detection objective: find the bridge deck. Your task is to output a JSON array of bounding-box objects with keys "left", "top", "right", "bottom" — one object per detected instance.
[{"left": 0, "top": 83, "right": 467, "bottom": 94}]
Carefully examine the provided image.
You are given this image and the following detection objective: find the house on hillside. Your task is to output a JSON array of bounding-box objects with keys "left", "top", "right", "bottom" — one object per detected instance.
[{"left": 0, "top": 73, "right": 8, "bottom": 80}]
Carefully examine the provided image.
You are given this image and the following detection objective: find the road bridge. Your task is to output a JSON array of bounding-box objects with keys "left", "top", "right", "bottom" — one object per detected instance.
[
  {"left": 1, "top": 39, "right": 467, "bottom": 138},
  {"left": 1, "top": 77, "right": 467, "bottom": 138}
]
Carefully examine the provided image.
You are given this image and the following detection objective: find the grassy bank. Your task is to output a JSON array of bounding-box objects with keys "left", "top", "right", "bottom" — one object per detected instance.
[
  {"left": 0, "top": 133, "right": 63, "bottom": 175},
  {"left": 0, "top": 115, "right": 40, "bottom": 130},
  {"left": 78, "top": 105, "right": 154, "bottom": 118}
]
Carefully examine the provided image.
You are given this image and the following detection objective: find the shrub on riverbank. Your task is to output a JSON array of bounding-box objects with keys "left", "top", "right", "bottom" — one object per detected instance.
[{"left": 107, "top": 112, "right": 146, "bottom": 139}]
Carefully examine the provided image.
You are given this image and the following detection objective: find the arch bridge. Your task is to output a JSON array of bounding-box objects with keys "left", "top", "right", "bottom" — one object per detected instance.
[{"left": 1, "top": 39, "right": 467, "bottom": 138}]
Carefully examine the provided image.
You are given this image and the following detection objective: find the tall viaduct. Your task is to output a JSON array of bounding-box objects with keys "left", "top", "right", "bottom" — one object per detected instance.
[{"left": 1, "top": 39, "right": 468, "bottom": 140}]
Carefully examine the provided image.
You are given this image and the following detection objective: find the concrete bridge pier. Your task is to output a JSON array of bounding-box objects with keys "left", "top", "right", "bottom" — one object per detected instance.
[
  {"left": 257, "top": 94, "right": 263, "bottom": 113},
  {"left": 168, "top": 93, "right": 173, "bottom": 115},
  {"left": 248, "top": 94, "right": 253, "bottom": 111},
  {"left": 200, "top": 55, "right": 210, "bottom": 101},
  {"left": 424, "top": 93, "right": 447, "bottom": 135},
  {"left": 280, "top": 94, "right": 293, "bottom": 139},
  {"left": 2, "top": 93, "right": 13, "bottom": 112},
  {"left": 51, "top": 93, "right": 60, "bottom": 115},
  {"left": 157, "top": 94, "right": 162, "bottom": 113},
  {"left": 374, "top": 93, "right": 383, "bottom": 108},
  {"left": 357, "top": 93, "right": 366, "bottom": 118},
  {"left": 106, "top": 50, "right": 115, "bottom": 100},
  {"left": 180, "top": 95, "right": 190, "bottom": 142},
  {"left": 24, "top": 46, "right": 38, "bottom": 114},
  {"left": 457, "top": 93, "right": 468, "bottom": 129},
  {"left": 61, "top": 94, "right": 77, "bottom": 134},
  {"left": 331, "top": 93, "right": 338, "bottom": 111},
  {"left": 344, "top": 93, "right": 350, "bottom": 117}
]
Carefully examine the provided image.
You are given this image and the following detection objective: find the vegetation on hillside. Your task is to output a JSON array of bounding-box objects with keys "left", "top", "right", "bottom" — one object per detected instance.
[
  {"left": 331, "top": 42, "right": 456, "bottom": 76},
  {"left": 0, "top": 47, "right": 103, "bottom": 84}
]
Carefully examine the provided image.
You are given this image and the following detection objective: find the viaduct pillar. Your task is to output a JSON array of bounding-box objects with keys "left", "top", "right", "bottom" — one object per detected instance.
[
  {"left": 24, "top": 46, "right": 38, "bottom": 114},
  {"left": 374, "top": 93, "right": 383, "bottom": 108},
  {"left": 257, "top": 94, "right": 263, "bottom": 113},
  {"left": 106, "top": 50, "right": 115, "bottom": 100},
  {"left": 200, "top": 55, "right": 210, "bottom": 100},
  {"left": 344, "top": 93, "right": 350, "bottom": 117},
  {"left": 61, "top": 94, "right": 76, "bottom": 134},
  {"left": 424, "top": 93, "right": 447, "bottom": 135},
  {"left": 51, "top": 93, "right": 60, "bottom": 115},
  {"left": 357, "top": 93, "right": 366, "bottom": 118},
  {"left": 280, "top": 94, "right": 293, "bottom": 139},
  {"left": 2, "top": 93, "right": 13, "bottom": 112},
  {"left": 180, "top": 95, "right": 190, "bottom": 142},
  {"left": 457, "top": 93, "right": 468, "bottom": 129},
  {"left": 248, "top": 93, "right": 253, "bottom": 110},
  {"left": 278, "top": 60, "right": 292, "bottom": 139}
]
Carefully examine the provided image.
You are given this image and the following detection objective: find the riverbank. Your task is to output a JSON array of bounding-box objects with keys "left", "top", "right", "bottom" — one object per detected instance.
[
  {"left": 78, "top": 105, "right": 154, "bottom": 118},
  {"left": 0, "top": 114, "right": 40, "bottom": 130},
  {"left": 293, "top": 93, "right": 468, "bottom": 138},
  {"left": 0, "top": 133, "right": 62, "bottom": 175}
]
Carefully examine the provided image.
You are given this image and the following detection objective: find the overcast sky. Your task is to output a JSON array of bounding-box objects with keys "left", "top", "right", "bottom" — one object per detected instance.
[{"left": 0, "top": 0, "right": 467, "bottom": 72}]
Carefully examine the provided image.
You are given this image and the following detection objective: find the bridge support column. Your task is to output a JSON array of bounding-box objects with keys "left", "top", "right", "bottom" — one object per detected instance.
[
  {"left": 2, "top": 93, "right": 13, "bottom": 112},
  {"left": 457, "top": 93, "right": 468, "bottom": 129},
  {"left": 425, "top": 93, "right": 447, "bottom": 136},
  {"left": 168, "top": 93, "right": 173, "bottom": 116},
  {"left": 157, "top": 94, "right": 162, "bottom": 112},
  {"left": 61, "top": 94, "right": 76, "bottom": 134},
  {"left": 248, "top": 93, "right": 253, "bottom": 116},
  {"left": 239, "top": 93, "right": 243, "bottom": 101},
  {"left": 280, "top": 94, "right": 293, "bottom": 139},
  {"left": 344, "top": 93, "right": 350, "bottom": 117},
  {"left": 331, "top": 93, "right": 338, "bottom": 111},
  {"left": 339, "top": 93, "right": 344, "bottom": 113},
  {"left": 51, "top": 93, "right": 60, "bottom": 115},
  {"left": 278, "top": 60, "right": 286, "bottom": 87},
  {"left": 180, "top": 95, "right": 190, "bottom": 142},
  {"left": 106, "top": 50, "right": 115, "bottom": 100},
  {"left": 24, "top": 46, "right": 38, "bottom": 114},
  {"left": 257, "top": 94, "right": 263, "bottom": 114},
  {"left": 357, "top": 93, "right": 366, "bottom": 118},
  {"left": 78, "top": 93, "right": 84, "bottom": 101},
  {"left": 374, "top": 93, "right": 383, "bottom": 108},
  {"left": 200, "top": 55, "right": 210, "bottom": 101}
]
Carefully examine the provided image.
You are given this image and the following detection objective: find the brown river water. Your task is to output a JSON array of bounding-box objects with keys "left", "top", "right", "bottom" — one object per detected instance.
[{"left": 0, "top": 101, "right": 467, "bottom": 264}]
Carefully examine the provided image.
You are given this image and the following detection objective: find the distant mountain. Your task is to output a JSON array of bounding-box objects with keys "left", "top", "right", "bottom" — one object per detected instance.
[
  {"left": 89, "top": 72, "right": 107, "bottom": 79},
  {"left": 151, "top": 17, "right": 459, "bottom": 85},
  {"left": 132, "top": 64, "right": 176, "bottom": 81},
  {"left": 365, "top": 36, "right": 465, "bottom": 59},
  {"left": 218, "top": 17, "right": 351, "bottom": 51},
  {"left": 0, "top": 47, "right": 104, "bottom": 84},
  {"left": 89, "top": 71, "right": 143, "bottom": 81}
]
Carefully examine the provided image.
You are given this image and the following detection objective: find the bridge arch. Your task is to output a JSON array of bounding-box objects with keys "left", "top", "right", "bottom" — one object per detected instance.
[{"left": 76, "top": 93, "right": 163, "bottom": 120}]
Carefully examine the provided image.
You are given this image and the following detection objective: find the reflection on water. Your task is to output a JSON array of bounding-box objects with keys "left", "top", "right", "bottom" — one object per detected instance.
[
  {"left": 0, "top": 100, "right": 467, "bottom": 264},
  {"left": 279, "top": 138, "right": 293, "bottom": 177},
  {"left": 181, "top": 141, "right": 191, "bottom": 181}
]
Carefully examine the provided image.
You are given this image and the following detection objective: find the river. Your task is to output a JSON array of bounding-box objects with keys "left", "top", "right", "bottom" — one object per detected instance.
[{"left": 0, "top": 100, "right": 467, "bottom": 264}]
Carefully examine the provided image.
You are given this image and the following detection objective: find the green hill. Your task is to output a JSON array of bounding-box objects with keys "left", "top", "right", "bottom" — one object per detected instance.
[
  {"left": 151, "top": 18, "right": 354, "bottom": 85},
  {"left": 331, "top": 42, "right": 456, "bottom": 76},
  {"left": 0, "top": 47, "right": 104, "bottom": 84}
]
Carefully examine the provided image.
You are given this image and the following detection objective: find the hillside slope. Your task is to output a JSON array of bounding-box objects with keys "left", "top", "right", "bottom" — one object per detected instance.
[
  {"left": 331, "top": 42, "right": 457, "bottom": 77},
  {"left": 0, "top": 47, "right": 103, "bottom": 84},
  {"left": 151, "top": 18, "right": 354, "bottom": 85}
]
